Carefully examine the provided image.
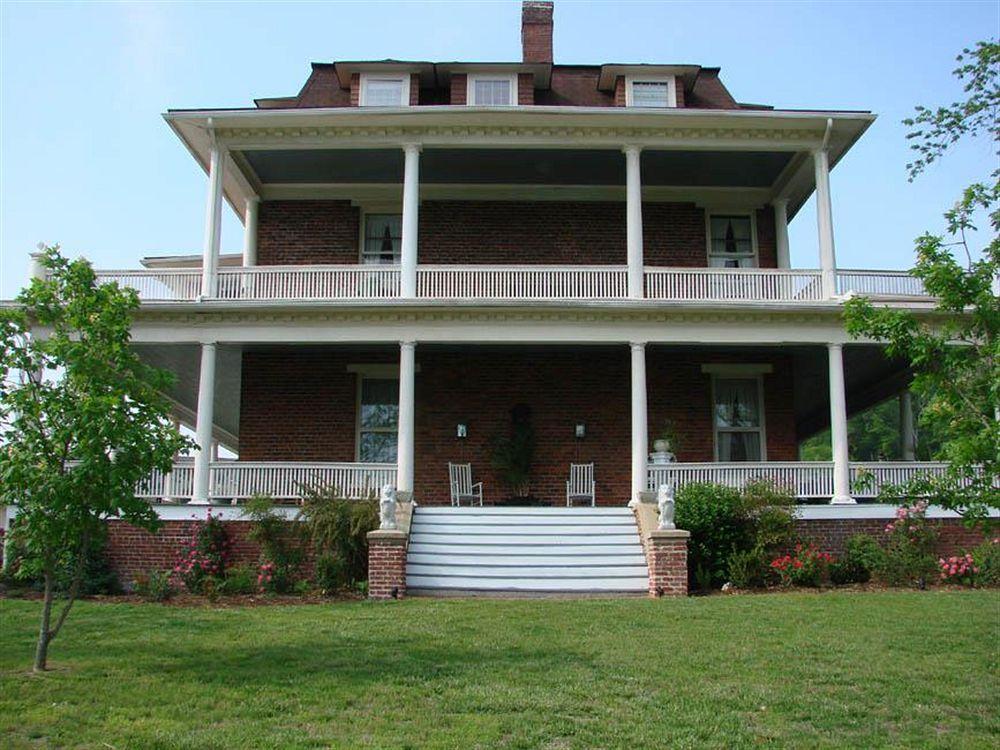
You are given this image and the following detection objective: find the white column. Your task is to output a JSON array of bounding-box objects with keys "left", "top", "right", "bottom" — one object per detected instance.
[
  {"left": 29, "top": 251, "right": 46, "bottom": 281},
  {"left": 900, "top": 390, "right": 916, "bottom": 461},
  {"left": 623, "top": 145, "right": 644, "bottom": 299},
  {"left": 813, "top": 149, "right": 838, "bottom": 298},
  {"left": 191, "top": 342, "right": 218, "bottom": 505},
  {"left": 396, "top": 341, "right": 416, "bottom": 494},
  {"left": 201, "top": 141, "right": 225, "bottom": 298},
  {"left": 400, "top": 144, "right": 421, "bottom": 298},
  {"left": 161, "top": 417, "right": 181, "bottom": 503},
  {"left": 773, "top": 199, "right": 791, "bottom": 269},
  {"left": 629, "top": 342, "right": 648, "bottom": 506},
  {"left": 242, "top": 196, "right": 260, "bottom": 267},
  {"left": 827, "top": 343, "right": 854, "bottom": 504}
]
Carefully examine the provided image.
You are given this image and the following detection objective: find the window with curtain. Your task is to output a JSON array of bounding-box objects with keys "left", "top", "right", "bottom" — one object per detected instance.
[
  {"left": 362, "top": 214, "right": 402, "bottom": 264},
  {"left": 471, "top": 77, "right": 514, "bottom": 106},
  {"left": 709, "top": 215, "right": 756, "bottom": 268},
  {"left": 362, "top": 77, "right": 406, "bottom": 106},
  {"left": 714, "top": 377, "right": 764, "bottom": 461},
  {"left": 358, "top": 377, "right": 399, "bottom": 462},
  {"left": 629, "top": 80, "right": 672, "bottom": 107}
]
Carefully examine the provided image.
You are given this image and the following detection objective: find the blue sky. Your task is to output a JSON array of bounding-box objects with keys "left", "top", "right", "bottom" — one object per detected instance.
[{"left": 1, "top": 0, "right": 996, "bottom": 299}]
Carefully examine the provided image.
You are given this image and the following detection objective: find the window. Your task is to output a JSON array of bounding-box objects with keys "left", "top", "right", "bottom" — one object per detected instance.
[
  {"left": 358, "top": 377, "right": 398, "bottom": 463},
  {"left": 468, "top": 75, "right": 516, "bottom": 106},
  {"left": 713, "top": 377, "right": 766, "bottom": 462},
  {"left": 361, "top": 213, "right": 402, "bottom": 264},
  {"left": 626, "top": 77, "right": 676, "bottom": 108},
  {"left": 359, "top": 74, "right": 409, "bottom": 107},
  {"left": 708, "top": 214, "right": 757, "bottom": 268}
]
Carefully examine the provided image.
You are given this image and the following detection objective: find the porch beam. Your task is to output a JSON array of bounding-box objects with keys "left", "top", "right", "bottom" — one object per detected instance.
[
  {"left": 773, "top": 198, "right": 791, "bottom": 269},
  {"left": 623, "top": 145, "right": 644, "bottom": 299},
  {"left": 191, "top": 342, "right": 218, "bottom": 504},
  {"left": 827, "top": 342, "right": 854, "bottom": 504},
  {"left": 400, "top": 144, "right": 421, "bottom": 299},
  {"left": 396, "top": 341, "right": 416, "bottom": 494},
  {"left": 629, "top": 341, "right": 648, "bottom": 506},
  {"left": 201, "top": 133, "right": 226, "bottom": 298}
]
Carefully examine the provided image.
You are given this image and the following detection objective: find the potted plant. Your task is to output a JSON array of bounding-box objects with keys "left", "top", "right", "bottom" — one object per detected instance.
[{"left": 491, "top": 404, "right": 542, "bottom": 505}]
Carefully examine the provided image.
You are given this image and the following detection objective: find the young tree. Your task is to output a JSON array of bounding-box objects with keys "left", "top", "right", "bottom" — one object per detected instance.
[
  {"left": 0, "top": 248, "right": 191, "bottom": 671},
  {"left": 843, "top": 41, "right": 999, "bottom": 522}
]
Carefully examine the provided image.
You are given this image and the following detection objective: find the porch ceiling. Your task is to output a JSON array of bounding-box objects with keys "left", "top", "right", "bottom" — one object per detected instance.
[{"left": 241, "top": 147, "right": 794, "bottom": 188}]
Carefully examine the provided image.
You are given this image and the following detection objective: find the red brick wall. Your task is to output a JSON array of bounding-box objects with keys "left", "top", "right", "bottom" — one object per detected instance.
[
  {"left": 795, "top": 518, "right": 987, "bottom": 558},
  {"left": 257, "top": 201, "right": 360, "bottom": 265},
  {"left": 642, "top": 203, "right": 706, "bottom": 267},
  {"left": 349, "top": 73, "right": 360, "bottom": 107},
  {"left": 521, "top": 1, "right": 553, "bottom": 63},
  {"left": 367, "top": 533, "right": 408, "bottom": 599},
  {"left": 518, "top": 73, "right": 535, "bottom": 105},
  {"left": 536, "top": 67, "right": 614, "bottom": 107},
  {"left": 239, "top": 347, "right": 799, "bottom": 505},
  {"left": 450, "top": 74, "right": 467, "bottom": 105},
  {"left": 614, "top": 77, "right": 626, "bottom": 107}
]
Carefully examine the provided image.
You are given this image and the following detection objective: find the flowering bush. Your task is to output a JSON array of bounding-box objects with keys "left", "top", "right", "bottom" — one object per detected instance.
[
  {"left": 174, "top": 512, "right": 231, "bottom": 594},
  {"left": 938, "top": 553, "right": 979, "bottom": 585},
  {"left": 257, "top": 561, "right": 276, "bottom": 593},
  {"left": 881, "top": 501, "right": 938, "bottom": 587},
  {"left": 770, "top": 544, "right": 833, "bottom": 587},
  {"left": 972, "top": 538, "right": 1000, "bottom": 586}
]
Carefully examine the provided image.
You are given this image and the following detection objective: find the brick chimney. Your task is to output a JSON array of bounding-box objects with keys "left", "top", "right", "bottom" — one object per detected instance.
[{"left": 521, "top": 1, "right": 553, "bottom": 63}]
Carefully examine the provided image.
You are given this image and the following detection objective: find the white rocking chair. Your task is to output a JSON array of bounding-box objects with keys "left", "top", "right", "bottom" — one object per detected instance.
[
  {"left": 566, "top": 463, "right": 596, "bottom": 507},
  {"left": 448, "top": 463, "right": 483, "bottom": 507}
]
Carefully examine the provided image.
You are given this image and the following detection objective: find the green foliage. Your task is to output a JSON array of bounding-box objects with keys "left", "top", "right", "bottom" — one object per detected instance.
[
  {"left": 218, "top": 565, "right": 258, "bottom": 595},
  {"left": 490, "top": 405, "right": 535, "bottom": 498},
  {"left": 770, "top": 545, "right": 832, "bottom": 587},
  {"left": 0, "top": 248, "right": 192, "bottom": 669},
  {"left": 970, "top": 537, "right": 1000, "bottom": 586},
  {"left": 4, "top": 522, "right": 121, "bottom": 596},
  {"left": 297, "top": 485, "right": 379, "bottom": 592},
  {"left": 132, "top": 570, "right": 173, "bottom": 602},
  {"left": 174, "top": 513, "right": 230, "bottom": 594},
  {"left": 726, "top": 548, "right": 773, "bottom": 589},
  {"left": 879, "top": 502, "right": 939, "bottom": 587},
  {"left": 676, "top": 481, "right": 797, "bottom": 590},
  {"left": 843, "top": 40, "right": 999, "bottom": 523},
  {"left": 242, "top": 495, "right": 304, "bottom": 593}
]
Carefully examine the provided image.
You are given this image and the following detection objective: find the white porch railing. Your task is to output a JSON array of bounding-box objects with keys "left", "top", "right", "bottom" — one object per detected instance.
[
  {"left": 647, "top": 461, "right": 954, "bottom": 500},
  {"left": 216, "top": 265, "right": 401, "bottom": 301},
  {"left": 836, "top": 270, "right": 926, "bottom": 297},
  {"left": 136, "top": 461, "right": 396, "bottom": 503},
  {"left": 417, "top": 265, "right": 629, "bottom": 300},
  {"left": 93, "top": 269, "right": 202, "bottom": 301},
  {"left": 644, "top": 268, "right": 825, "bottom": 302}
]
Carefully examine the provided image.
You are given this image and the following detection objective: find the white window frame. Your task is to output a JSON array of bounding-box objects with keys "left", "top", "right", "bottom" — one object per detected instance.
[
  {"left": 467, "top": 73, "right": 518, "bottom": 106},
  {"left": 705, "top": 211, "right": 759, "bottom": 268},
  {"left": 358, "top": 207, "right": 403, "bottom": 265},
  {"left": 354, "top": 370, "right": 400, "bottom": 463},
  {"left": 359, "top": 72, "right": 410, "bottom": 107},
  {"left": 624, "top": 76, "right": 677, "bottom": 108},
  {"left": 708, "top": 371, "right": 768, "bottom": 463}
]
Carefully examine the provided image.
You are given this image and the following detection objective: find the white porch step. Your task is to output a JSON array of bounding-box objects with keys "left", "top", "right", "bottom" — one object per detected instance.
[{"left": 405, "top": 506, "right": 648, "bottom": 596}]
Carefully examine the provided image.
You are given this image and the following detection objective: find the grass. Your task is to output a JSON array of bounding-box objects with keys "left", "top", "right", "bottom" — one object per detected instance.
[{"left": 1, "top": 591, "right": 998, "bottom": 749}]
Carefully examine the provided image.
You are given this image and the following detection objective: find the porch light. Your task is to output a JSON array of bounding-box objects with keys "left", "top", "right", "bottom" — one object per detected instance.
[
  {"left": 575, "top": 423, "right": 586, "bottom": 439},
  {"left": 457, "top": 424, "right": 467, "bottom": 438}
]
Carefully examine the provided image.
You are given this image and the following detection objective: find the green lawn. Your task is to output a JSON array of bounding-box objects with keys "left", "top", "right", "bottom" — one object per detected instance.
[{"left": 1, "top": 591, "right": 997, "bottom": 749}]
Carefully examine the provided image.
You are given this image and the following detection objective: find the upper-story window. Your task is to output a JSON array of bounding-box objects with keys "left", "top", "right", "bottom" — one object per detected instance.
[
  {"left": 359, "top": 73, "right": 410, "bottom": 107},
  {"left": 625, "top": 77, "right": 677, "bottom": 108},
  {"left": 467, "top": 74, "right": 517, "bottom": 106},
  {"left": 362, "top": 213, "right": 402, "bottom": 264},
  {"left": 708, "top": 213, "right": 757, "bottom": 268}
]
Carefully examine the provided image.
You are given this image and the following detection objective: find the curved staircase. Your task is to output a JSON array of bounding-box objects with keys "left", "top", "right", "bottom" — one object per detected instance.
[{"left": 406, "top": 506, "right": 648, "bottom": 595}]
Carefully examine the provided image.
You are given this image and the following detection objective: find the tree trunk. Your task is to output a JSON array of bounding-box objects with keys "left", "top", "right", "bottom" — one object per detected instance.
[{"left": 34, "top": 570, "right": 54, "bottom": 672}]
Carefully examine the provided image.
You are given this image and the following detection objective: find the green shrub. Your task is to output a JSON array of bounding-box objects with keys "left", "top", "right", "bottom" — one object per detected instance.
[
  {"left": 675, "top": 481, "right": 797, "bottom": 591},
  {"left": 770, "top": 545, "right": 832, "bottom": 587},
  {"left": 829, "top": 534, "right": 881, "bottom": 585},
  {"left": 298, "top": 486, "right": 379, "bottom": 592},
  {"left": 971, "top": 538, "right": 1000, "bottom": 586},
  {"left": 218, "top": 565, "right": 258, "bottom": 595},
  {"left": 133, "top": 570, "right": 173, "bottom": 602},
  {"left": 829, "top": 560, "right": 868, "bottom": 585},
  {"left": 3, "top": 523, "right": 121, "bottom": 595},
  {"left": 243, "top": 495, "right": 305, "bottom": 593},
  {"left": 727, "top": 548, "right": 772, "bottom": 589},
  {"left": 174, "top": 512, "right": 230, "bottom": 594},
  {"left": 879, "top": 501, "right": 938, "bottom": 587}
]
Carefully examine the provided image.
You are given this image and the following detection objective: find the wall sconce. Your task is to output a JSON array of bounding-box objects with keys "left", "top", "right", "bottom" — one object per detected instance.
[
  {"left": 456, "top": 424, "right": 467, "bottom": 438},
  {"left": 575, "top": 423, "right": 586, "bottom": 439}
]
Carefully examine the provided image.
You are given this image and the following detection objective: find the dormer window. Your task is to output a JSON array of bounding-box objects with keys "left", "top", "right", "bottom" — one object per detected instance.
[
  {"left": 359, "top": 73, "right": 410, "bottom": 107},
  {"left": 467, "top": 74, "right": 517, "bottom": 106},
  {"left": 625, "top": 77, "right": 677, "bottom": 108}
]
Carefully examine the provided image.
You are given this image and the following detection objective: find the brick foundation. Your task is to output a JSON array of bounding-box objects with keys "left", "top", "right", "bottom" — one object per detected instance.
[
  {"left": 647, "top": 529, "right": 690, "bottom": 597},
  {"left": 795, "top": 517, "right": 990, "bottom": 558},
  {"left": 367, "top": 530, "right": 408, "bottom": 599}
]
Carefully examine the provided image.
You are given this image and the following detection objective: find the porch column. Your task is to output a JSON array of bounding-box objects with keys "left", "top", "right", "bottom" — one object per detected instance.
[
  {"left": 827, "top": 343, "right": 854, "bottom": 504},
  {"left": 191, "top": 342, "right": 218, "bottom": 505},
  {"left": 400, "top": 144, "right": 421, "bottom": 299},
  {"left": 900, "top": 390, "right": 916, "bottom": 460},
  {"left": 629, "top": 342, "right": 648, "bottom": 506},
  {"left": 813, "top": 147, "right": 838, "bottom": 298},
  {"left": 623, "top": 145, "right": 644, "bottom": 299},
  {"left": 773, "top": 198, "right": 791, "bottom": 269},
  {"left": 242, "top": 196, "right": 260, "bottom": 267},
  {"left": 201, "top": 136, "right": 225, "bottom": 298},
  {"left": 396, "top": 341, "right": 416, "bottom": 495}
]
